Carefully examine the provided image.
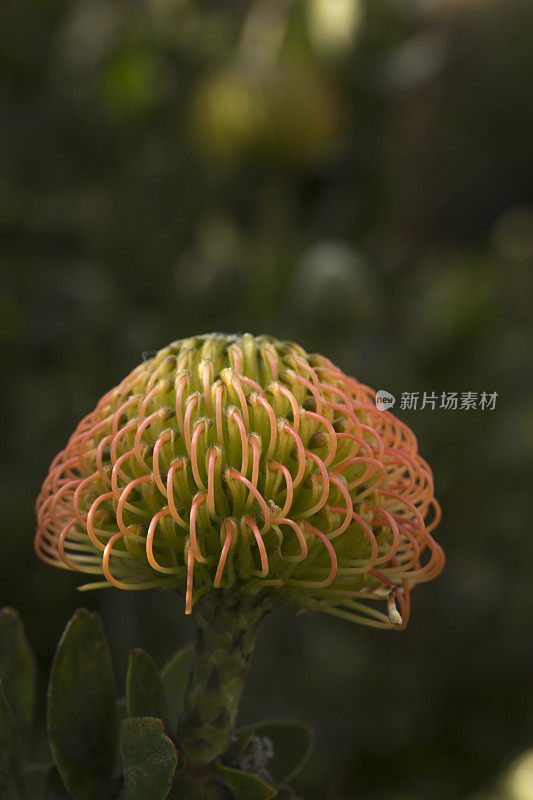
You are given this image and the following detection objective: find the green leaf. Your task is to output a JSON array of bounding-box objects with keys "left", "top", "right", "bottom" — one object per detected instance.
[
  {"left": 45, "top": 766, "right": 73, "bottom": 800},
  {"left": 121, "top": 717, "right": 178, "bottom": 800},
  {"left": 126, "top": 649, "right": 167, "bottom": 722},
  {"left": 114, "top": 698, "right": 128, "bottom": 775},
  {"left": 116, "top": 697, "right": 128, "bottom": 726},
  {"left": 159, "top": 643, "right": 193, "bottom": 734},
  {"left": 0, "top": 607, "right": 37, "bottom": 747},
  {"left": 235, "top": 721, "right": 314, "bottom": 784},
  {"left": 0, "top": 680, "right": 29, "bottom": 800},
  {"left": 25, "top": 762, "right": 50, "bottom": 799},
  {"left": 47, "top": 609, "right": 118, "bottom": 800},
  {"left": 216, "top": 763, "right": 277, "bottom": 800}
]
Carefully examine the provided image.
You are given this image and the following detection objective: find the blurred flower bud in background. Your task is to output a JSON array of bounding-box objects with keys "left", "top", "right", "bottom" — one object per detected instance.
[
  {"left": 506, "top": 751, "right": 533, "bottom": 800},
  {"left": 307, "top": 0, "right": 363, "bottom": 59},
  {"left": 492, "top": 205, "right": 533, "bottom": 264},
  {"left": 403, "top": 254, "right": 495, "bottom": 357},
  {"left": 52, "top": 0, "right": 122, "bottom": 96},
  {"left": 174, "top": 216, "right": 247, "bottom": 325},
  {"left": 468, "top": 749, "right": 533, "bottom": 800},
  {"left": 289, "top": 241, "right": 381, "bottom": 336},
  {"left": 189, "top": 58, "right": 344, "bottom": 165}
]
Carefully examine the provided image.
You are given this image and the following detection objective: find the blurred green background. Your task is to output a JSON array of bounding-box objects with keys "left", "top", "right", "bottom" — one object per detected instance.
[{"left": 1, "top": 0, "right": 532, "bottom": 798}]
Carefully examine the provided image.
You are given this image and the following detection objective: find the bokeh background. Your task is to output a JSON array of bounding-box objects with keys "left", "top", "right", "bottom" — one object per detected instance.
[{"left": 1, "top": 0, "right": 533, "bottom": 798}]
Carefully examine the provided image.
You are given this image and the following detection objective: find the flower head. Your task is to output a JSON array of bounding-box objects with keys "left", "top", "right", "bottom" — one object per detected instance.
[{"left": 35, "top": 333, "right": 444, "bottom": 629}]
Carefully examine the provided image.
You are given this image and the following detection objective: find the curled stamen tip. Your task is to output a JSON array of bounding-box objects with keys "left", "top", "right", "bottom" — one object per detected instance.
[
  {"left": 388, "top": 609, "right": 403, "bottom": 627},
  {"left": 387, "top": 590, "right": 403, "bottom": 626},
  {"left": 194, "top": 416, "right": 211, "bottom": 431},
  {"left": 308, "top": 431, "right": 330, "bottom": 448},
  {"left": 175, "top": 369, "right": 191, "bottom": 383},
  {"left": 220, "top": 367, "right": 235, "bottom": 385},
  {"left": 157, "top": 378, "right": 174, "bottom": 394},
  {"left": 247, "top": 391, "right": 265, "bottom": 406},
  {"left": 280, "top": 368, "right": 295, "bottom": 380},
  {"left": 158, "top": 405, "right": 174, "bottom": 421},
  {"left": 162, "top": 427, "right": 179, "bottom": 442}
]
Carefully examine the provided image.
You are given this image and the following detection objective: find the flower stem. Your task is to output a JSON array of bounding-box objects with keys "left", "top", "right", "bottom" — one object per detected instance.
[{"left": 177, "top": 590, "right": 272, "bottom": 772}]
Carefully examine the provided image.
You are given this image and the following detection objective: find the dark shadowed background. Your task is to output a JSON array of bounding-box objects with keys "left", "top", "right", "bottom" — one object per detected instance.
[{"left": 1, "top": 0, "right": 532, "bottom": 798}]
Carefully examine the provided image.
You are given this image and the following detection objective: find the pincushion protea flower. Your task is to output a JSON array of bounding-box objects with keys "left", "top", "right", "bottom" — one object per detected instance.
[{"left": 35, "top": 333, "right": 443, "bottom": 630}]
